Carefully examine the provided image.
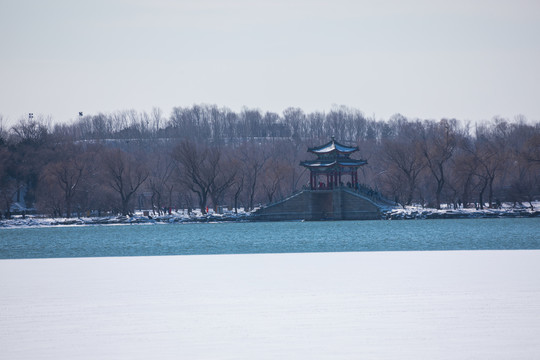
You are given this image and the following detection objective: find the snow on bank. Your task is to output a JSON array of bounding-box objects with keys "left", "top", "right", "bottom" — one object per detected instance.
[
  {"left": 384, "top": 202, "right": 540, "bottom": 220},
  {"left": 0, "top": 210, "right": 253, "bottom": 228},
  {"left": 2, "top": 250, "right": 540, "bottom": 359},
  {"left": 1, "top": 202, "right": 539, "bottom": 228}
]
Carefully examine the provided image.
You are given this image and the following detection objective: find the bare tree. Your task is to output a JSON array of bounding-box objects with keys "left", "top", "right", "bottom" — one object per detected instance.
[
  {"left": 459, "top": 124, "right": 507, "bottom": 208},
  {"left": 420, "top": 119, "right": 458, "bottom": 209},
  {"left": 102, "top": 149, "right": 149, "bottom": 216},
  {"left": 0, "top": 115, "right": 8, "bottom": 145},
  {"left": 172, "top": 141, "right": 230, "bottom": 214},
  {"left": 262, "top": 158, "right": 285, "bottom": 203},
  {"left": 11, "top": 118, "right": 49, "bottom": 146},
  {"left": 147, "top": 152, "right": 175, "bottom": 215},
  {"left": 507, "top": 156, "right": 539, "bottom": 209},
  {"left": 239, "top": 143, "right": 269, "bottom": 211},
  {"left": 382, "top": 121, "right": 425, "bottom": 206},
  {"left": 36, "top": 174, "right": 64, "bottom": 217},
  {"left": 524, "top": 133, "right": 540, "bottom": 163},
  {"left": 283, "top": 107, "right": 305, "bottom": 142},
  {"left": 0, "top": 145, "right": 18, "bottom": 216},
  {"left": 231, "top": 169, "right": 245, "bottom": 214},
  {"left": 44, "top": 157, "right": 85, "bottom": 218},
  {"left": 272, "top": 140, "right": 306, "bottom": 193},
  {"left": 447, "top": 148, "right": 477, "bottom": 208},
  {"left": 208, "top": 149, "right": 237, "bottom": 212}
]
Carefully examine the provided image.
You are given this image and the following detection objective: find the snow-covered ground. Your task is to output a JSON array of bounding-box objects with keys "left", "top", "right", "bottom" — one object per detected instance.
[
  {"left": 0, "top": 209, "right": 253, "bottom": 228},
  {"left": 1, "top": 202, "right": 539, "bottom": 228},
  {"left": 384, "top": 201, "right": 540, "bottom": 220},
  {"left": 2, "top": 250, "right": 540, "bottom": 359}
]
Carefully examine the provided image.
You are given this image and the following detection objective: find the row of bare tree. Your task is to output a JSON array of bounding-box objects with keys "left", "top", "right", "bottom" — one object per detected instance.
[
  {"left": 374, "top": 117, "right": 540, "bottom": 209},
  {"left": 50, "top": 105, "right": 426, "bottom": 143},
  {"left": 0, "top": 107, "right": 539, "bottom": 217}
]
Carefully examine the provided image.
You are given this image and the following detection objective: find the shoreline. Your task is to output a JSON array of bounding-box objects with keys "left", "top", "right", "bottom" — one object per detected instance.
[{"left": 1, "top": 206, "right": 539, "bottom": 228}]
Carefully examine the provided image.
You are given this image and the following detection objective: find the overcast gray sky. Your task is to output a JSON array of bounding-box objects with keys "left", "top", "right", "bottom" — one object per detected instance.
[{"left": 1, "top": 0, "right": 539, "bottom": 126}]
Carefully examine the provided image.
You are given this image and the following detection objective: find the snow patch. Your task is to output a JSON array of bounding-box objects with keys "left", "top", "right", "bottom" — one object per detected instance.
[{"left": 383, "top": 201, "right": 540, "bottom": 220}]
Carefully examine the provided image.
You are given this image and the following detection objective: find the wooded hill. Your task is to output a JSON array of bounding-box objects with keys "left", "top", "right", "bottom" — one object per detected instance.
[{"left": 1, "top": 105, "right": 539, "bottom": 217}]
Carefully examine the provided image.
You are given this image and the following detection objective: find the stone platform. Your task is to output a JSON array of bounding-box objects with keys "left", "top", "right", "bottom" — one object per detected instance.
[{"left": 253, "top": 188, "right": 393, "bottom": 221}]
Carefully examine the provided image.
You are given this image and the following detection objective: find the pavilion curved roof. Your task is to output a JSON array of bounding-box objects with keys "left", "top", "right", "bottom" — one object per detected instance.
[
  {"left": 300, "top": 158, "right": 367, "bottom": 168},
  {"left": 308, "top": 138, "right": 358, "bottom": 155}
]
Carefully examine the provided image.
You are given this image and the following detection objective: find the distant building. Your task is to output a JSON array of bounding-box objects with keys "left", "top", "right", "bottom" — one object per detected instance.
[
  {"left": 300, "top": 136, "right": 366, "bottom": 190},
  {"left": 254, "top": 138, "right": 394, "bottom": 221}
]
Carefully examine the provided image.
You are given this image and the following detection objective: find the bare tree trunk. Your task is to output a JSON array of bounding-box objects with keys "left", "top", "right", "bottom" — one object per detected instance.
[{"left": 478, "top": 177, "right": 488, "bottom": 210}]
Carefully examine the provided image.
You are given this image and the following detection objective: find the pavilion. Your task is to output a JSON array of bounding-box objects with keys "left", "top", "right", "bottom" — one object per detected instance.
[
  {"left": 300, "top": 137, "right": 367, "bottom": 190},
  {"left": 254, "top": 137, "right": 392, "bottom": 221}
]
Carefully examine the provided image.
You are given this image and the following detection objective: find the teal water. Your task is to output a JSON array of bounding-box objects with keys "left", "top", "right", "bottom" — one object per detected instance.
[{"left": 1, "top": 218, "right": 539, "bottom": 259}]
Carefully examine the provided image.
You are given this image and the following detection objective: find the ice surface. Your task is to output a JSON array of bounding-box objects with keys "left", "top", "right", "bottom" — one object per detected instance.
[{"left": 2, "top": 250, "right": 540, "bottom": 359}]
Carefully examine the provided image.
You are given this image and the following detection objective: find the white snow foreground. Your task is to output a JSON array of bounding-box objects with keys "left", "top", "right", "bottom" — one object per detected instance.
[{"left": 2, "top": 251, "right": 540, "bottom": 359}]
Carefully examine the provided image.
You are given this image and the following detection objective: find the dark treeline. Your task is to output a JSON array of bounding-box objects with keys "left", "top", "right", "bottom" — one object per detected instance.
[{"left": 1, "top": 105, "right": 539, "bottom": 218}]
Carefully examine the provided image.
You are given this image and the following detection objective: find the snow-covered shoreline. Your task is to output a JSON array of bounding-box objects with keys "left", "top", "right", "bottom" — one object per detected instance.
[
  {"left": 383, "top": 204, "right": 540, "bottom": 220},
  {"left": 2, "top": 250, "right": 540, "bottom": 359},
  {"left": 1, "top": 204, "right": 539, "bottom": 228},
  {"left": 0, "top": 211, "right": 253, "bottom": 228}
]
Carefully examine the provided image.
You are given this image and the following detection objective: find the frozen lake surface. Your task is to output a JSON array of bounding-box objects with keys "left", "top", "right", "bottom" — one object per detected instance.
[
  {"left": 1, "top": 218, "right": 539, "bottom": 259},
  {"left": 2, "top": 219, "right": 539, "bottom": 358},
  {"left": 2, "top": 251, "right": 540, "bottom": 359}
]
